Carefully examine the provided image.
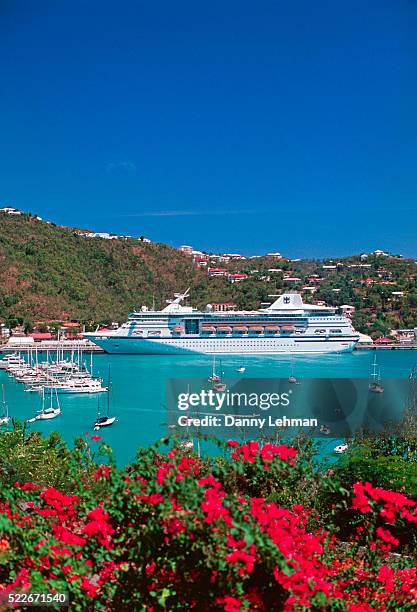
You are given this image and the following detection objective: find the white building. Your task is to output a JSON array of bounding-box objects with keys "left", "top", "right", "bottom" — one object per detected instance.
[
  {"left": 390, "top": 329, "right": 417, "bottom": 343},
  {"left": 340, "top": 305, "right": 356, "bottom": 318},
  {"left": 0, "top": 325, "right": 10, "bottom": 338},
  {"left": 0, "top": 207, "right": 22, "bottom": 215},
  {"left": 179, "top": 245, "right": 193, "bottom": 255}
]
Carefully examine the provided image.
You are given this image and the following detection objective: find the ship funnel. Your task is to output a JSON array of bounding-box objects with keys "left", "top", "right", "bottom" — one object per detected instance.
[{"left": 267, "top": 293, "right": 304, "bottom": 310}]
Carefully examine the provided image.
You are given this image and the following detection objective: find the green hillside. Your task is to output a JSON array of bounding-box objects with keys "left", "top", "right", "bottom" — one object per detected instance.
[
  {"left": 0, "top": 213, "right": 204, "bottom": 324},
  {"left": 0, "top": 212, "right": 416, "bottom": 337}
]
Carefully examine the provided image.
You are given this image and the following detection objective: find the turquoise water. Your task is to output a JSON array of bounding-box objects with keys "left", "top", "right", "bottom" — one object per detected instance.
[{"left": 1, "top": 350, "right": 416, "bottom": 465}]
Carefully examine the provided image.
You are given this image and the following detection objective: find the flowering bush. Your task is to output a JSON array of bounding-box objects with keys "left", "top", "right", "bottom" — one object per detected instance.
[{"left": 0, "top": 436, "right": 417, "bottom": 610}]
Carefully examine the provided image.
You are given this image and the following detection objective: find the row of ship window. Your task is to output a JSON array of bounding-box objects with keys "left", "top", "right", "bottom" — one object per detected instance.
[{"left": 129, "top": 328, "right": 344, "bottom": 337}]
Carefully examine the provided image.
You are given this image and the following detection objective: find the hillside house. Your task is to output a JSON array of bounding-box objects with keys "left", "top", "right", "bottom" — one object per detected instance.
[
  {"left": 227, "top": 273, "right": 248, "bottom": 283},
  {"left": 340, "top": 305, "right": 356, "bottom": 318},
  {"left": 179, "top": 245, "right": 193, "bottom": 255},
  {"left": 390, "top": 329, "right": 417, "bottom": 343},
  {"left": 208, "top": 267, "right": 227, "bottom": 277},
  {"left": 0, "top": 207, "right": 22, "bottom": 215}
]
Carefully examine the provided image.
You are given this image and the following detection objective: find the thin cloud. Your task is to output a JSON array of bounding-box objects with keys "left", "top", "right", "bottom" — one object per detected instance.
[
  {"left": 106, "top": 160, "right": 137, "bottom": 173},
  {"left": 113, "top": 209, "right": 257, "bottom": 218}
]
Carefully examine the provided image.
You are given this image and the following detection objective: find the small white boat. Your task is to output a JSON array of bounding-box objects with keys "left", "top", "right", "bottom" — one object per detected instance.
[
  {"left": 236, "top": 366, "right": 246, "bottom": 373},
  {"left": 27, "top": 389, "right": 61, "bottom": 422},
  {"left": 43, "top": 379, "right": 107, "bottom": 394},
  {"left": 94, "top": 415, "right": 116, "bottom": 430},
  {"left": 334, "top": 443, "right": 348, "bottom": 454},
  {"left": 0, "top": 353, "right": 25, "bottom": 369},
  {"left": 32, "top": 407, "right": 61, "bottom": 421}
]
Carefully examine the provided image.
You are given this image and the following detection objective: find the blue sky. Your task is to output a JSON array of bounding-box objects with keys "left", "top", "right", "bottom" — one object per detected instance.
[{"left": 1, "top": 1, "right": 416, "bottom": 258}]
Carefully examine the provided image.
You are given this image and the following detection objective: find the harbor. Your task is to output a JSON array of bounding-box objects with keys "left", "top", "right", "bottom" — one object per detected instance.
[{"left": 1, "top": 349, "right": 416, "bottom": 466}]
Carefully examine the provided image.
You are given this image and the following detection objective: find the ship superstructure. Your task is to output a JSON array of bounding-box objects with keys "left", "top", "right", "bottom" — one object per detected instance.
[{"left": 85, "top": 290, "right": 360, "bottom": 355}]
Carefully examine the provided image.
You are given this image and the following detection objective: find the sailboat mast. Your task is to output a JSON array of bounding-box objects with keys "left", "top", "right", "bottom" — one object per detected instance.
[{"left": 107, "top": 365, "right": 111, "bottom": 416}]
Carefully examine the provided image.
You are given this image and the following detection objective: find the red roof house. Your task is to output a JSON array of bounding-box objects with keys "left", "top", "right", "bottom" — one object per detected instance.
[{"left": 30, "top": 332, "right": 54, "bottom": 341}]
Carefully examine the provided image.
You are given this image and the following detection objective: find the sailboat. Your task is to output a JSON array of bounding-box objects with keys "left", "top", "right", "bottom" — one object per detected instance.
[
  {"left": 208, "top": 357, "right": 221, "bottom": 383},
  {"left": 94, "top": 366, "right": 117, "bottom": 430},
  {"left": 369, "top": 354, "right": 384, "bottom": 393},
  {"left": 288, "top": 356, "right": 298, "bottom": 384},
  {"left": 235, "top": 358, "right": 246, "bottom": 373},
  {"left": 0, "top": 385, "right": 10, "bottom": 426},
  {"left": 28, "top": 388, "right": 61, "bottom": 422},
  {"left": 212, "top": 359, "right": 226, "bottom": 392}
]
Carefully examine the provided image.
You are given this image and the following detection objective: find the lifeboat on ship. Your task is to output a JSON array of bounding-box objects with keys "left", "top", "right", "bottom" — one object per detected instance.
[
  {"left": 265, "top": 326, "right": 280, "bottom": 333},
  {"left": 233, "top": 326, "right": 248, "bottom": 333},
  {"left": 249, "top": 326, "right": 264, "bottom": 333},
  {"left": 216, "top": 326, "right": 233, "bottom": 333},
  {"left": 172, "top": 327, "right": 183, "bottom": 334},
  {"left": 281, "top": 325, "right": 295, "bottom": 333},
  {"left": 201, "top": 326, "right": 216, "bottom": 334}
]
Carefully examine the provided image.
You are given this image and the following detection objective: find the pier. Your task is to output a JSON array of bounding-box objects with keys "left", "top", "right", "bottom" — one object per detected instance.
[
  {"left": 0, "top": 340, "right": 104, "bottom": 353},
  {"left": 355, "top": 343, "right": 417, "bottom": 351}
]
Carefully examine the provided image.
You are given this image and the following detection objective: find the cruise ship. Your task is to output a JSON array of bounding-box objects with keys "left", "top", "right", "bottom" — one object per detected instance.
[{"left": 84, "top": 290, "right": 360, "bottom": 355}]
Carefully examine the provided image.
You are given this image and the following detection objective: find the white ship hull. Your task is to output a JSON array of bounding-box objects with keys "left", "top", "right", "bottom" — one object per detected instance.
[
  {"left": 86, "top": 335, "right": 357, "bottom": 355},
  {"left": 85, "top": 291, "right": 360, "bottom": 355}
]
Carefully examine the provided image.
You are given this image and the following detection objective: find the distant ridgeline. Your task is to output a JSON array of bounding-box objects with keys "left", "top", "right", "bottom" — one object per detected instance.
[{"left": 0, "top": 211, "right": 416, "bottom": 335}]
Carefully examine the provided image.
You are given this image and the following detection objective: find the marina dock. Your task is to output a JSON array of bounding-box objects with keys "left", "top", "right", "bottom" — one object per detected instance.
[
  {"left": 0, "top": 340, "right": 104, "bottom": 353},
  {"left": 355, "top": 343, "right": 417, "bottom": 351}
]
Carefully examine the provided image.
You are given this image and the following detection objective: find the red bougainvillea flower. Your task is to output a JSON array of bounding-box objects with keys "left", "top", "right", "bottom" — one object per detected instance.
[
  {"left": 216, "top": 596, "right": 242, "bottom": 612},
  {"left": 137, "top": 493, "right": 164, "bottom": 506},
  {"left": 201, "top": 487, "right": 232, "bottom": 526},
  {"left": 90, "top": 435, "right": 102, "bottom": 441},
  {"left": 261, "top": 442, "right": 298, "bottom": 464},
  {"left": 93, "top": 465, "right": 111, "bottom": 481},
  {"left": 377, "top": 565, "right": 395, "bottom": 593},
  {"left": 375, "top": 527, "right": 399, "bottom": 548},
  {"left": 230, "top": 441, "right": 298, "bottom": 465},
  {"left": 52, "top": 525, "right": 86, "bottom": 547},
  {"left": 80, "top": 575, "right": 99, "bottom": 598},
  {"left": 17, "top": 482, "right": 40, "bottom": 491},
  {"left": 82, "top": 506, "right": 115, "bottom": 549},
  {"left": 231, "top": 440, "right": 259, "bottom": 463},
  {"left": 225, "top": 549, "right": 256, "bottom": 576},
  {"left": 352, "top": 482, "right": 417, "bottom": 523}
]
